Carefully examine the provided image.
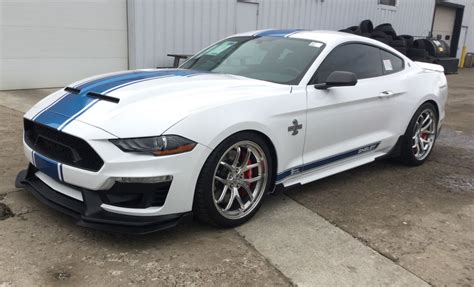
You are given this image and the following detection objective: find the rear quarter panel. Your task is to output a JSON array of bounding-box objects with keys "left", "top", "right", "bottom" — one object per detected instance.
[{"left": 392, "top": 63, "right": 447, "bottom": 137}]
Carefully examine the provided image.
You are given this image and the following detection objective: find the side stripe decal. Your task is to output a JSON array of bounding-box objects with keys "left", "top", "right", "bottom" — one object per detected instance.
[
  {"left": 276, "top": 142, "right": 380, "bottom": 182},
  {"left": 32, "top": 69, "right": 201, "bottom": 130},
  {"left": 32, "top": 151, "right": 63, "bottom": 182}
]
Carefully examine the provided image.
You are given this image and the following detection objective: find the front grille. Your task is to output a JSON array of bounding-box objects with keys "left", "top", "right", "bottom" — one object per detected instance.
[{"left": 24, "top": 119, "right": 104, "bottom": 171}]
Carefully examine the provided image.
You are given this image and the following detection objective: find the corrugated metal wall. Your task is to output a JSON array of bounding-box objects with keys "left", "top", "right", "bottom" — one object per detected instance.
[{"left": 128, "top": 0, "right": 436, "bottom": 69}]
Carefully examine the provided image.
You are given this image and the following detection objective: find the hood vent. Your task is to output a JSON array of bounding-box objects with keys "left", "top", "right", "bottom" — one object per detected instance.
[
  {"left": 64, "top": 87, "right": 119, "bottom": 103},
  {"left": 87, "top": 92, "right": 120, "bottom": 103},
  {"left": 65, "top": 87, "right": 81, "bottom": 94}
]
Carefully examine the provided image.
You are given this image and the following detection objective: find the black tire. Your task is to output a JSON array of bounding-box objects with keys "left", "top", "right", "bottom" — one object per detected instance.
[
  {"left": 339, "top": 26, "right": 361, "bottom": 35},
  {"left": 407, "top": 48, "right": 428, "bottom": 58},
  {"left": 193, "top": 131, "right": 274, "bottom": 227},
  {"left": 360, "top": 19, "right": 374, "bottom": 33},
  {"left": 413, "top": 39, "right": 426, "bottom": 50},
  {"left": 389, "top": 40, "right": 406, "bottom": 47},
  {"left": 393, "top": 46, "right": 407, "bottom": 55},
  {"left": 399, "top": 102, "right": 438, "bottom": 166},
  {"left": 372, "top": 37, "right": 390, "bottom": 45},
  {"left": 374, "top": 23, "right": 397, "bottom": 37},
  {"left": 391, "top": 36, "right": 407, "bottom": 47},
  {"left": 371, "top": 30, "right": 388, "bottom": 38},
  {"left": 399, "top": 35, "right": 414, "bottom": 47}
]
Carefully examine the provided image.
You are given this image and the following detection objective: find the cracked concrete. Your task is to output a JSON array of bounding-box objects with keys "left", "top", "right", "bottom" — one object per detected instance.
[{"left": 0, "top": 202, "right": 14, "bottom": 220}]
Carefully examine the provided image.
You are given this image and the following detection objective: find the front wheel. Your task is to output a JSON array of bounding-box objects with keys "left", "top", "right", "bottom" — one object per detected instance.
[
  {"left": 193, "top": 132, "right": 273, "bottom": 227},
  {"left": 400, "top": 102, "right": 438, "bottom": 166}
]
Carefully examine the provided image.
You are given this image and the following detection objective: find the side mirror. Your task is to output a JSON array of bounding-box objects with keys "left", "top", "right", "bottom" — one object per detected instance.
[{"left": 314, "top": 71, "right": 358, "bottom": 90}]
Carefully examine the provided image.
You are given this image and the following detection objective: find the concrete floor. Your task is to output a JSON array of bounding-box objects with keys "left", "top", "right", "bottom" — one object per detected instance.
[{"left": 0, "top": 69, "right": 473, "bottom": 286}]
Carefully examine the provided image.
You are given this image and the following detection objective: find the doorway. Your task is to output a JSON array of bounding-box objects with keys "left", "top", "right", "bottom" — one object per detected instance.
[{"left": 432, "top": 2, "right": 464, "bottom": 58}]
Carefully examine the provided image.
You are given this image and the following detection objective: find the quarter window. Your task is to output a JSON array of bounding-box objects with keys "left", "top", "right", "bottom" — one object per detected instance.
[
  {"left": 380, "top": 49, "right": 404, "bottom": 74},
  {"left": 312, "top": 43, "right": 383, "bottom": 84}
]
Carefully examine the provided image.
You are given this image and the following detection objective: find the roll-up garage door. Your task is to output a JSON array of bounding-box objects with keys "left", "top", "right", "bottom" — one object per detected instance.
[{"left": 0, "top": 0, "right": 128, "bottom": 90}]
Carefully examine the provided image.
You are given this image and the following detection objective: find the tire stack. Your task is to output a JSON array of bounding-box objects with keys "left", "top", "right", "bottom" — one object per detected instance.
[
  {"left": 339, "top": 20, "right": 409, "bottom": 55},
  {"left": 408, "top": 39, "right": 434, "bottom": 62},
  {"left": 338, "top": 19, "right": 458, "bottom": 73}
]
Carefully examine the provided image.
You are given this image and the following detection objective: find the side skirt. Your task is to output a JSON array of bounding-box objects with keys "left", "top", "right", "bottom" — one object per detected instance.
[{"left": 271, "top": 137, "right": 404, "bottom": 193}]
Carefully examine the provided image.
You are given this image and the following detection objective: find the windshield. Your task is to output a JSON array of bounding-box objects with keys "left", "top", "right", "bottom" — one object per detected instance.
[{"left": 181, "top": 36, "right": 325, "bottom": 85}]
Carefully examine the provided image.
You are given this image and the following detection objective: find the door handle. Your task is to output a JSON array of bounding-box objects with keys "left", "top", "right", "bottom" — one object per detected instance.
[{"left": 379, "top": 90, "right": 395, "bottom": 98}]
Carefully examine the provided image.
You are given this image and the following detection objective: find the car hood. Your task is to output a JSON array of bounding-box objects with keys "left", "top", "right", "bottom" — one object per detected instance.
[{"left": 39, "top": 69, "right": 289, "bottom": 138}]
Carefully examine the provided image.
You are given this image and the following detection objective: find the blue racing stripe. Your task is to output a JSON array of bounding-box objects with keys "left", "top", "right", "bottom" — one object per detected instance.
[
  {"left": 255, "top": 29, "right": 304, "bottom": 37},
  {"left": 33, "top": 151, "right": 62, "bottom": 181},
  {"left": 31, "top": 110, "right": 71, "bottom": 130},
  {"left": 276, "top": 142, "right": 380, "bottom": 182},
  {"left": 33, "top": 69, "right": 201, "bottom": 130}
]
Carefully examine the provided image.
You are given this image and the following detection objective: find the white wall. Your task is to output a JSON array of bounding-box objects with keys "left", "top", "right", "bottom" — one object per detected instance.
[
  {"left": 129, "top": 0, "right": 436, "bottom": 69},
  {"left": 0, "top": 0, "right": 128, "bottom": 90},
  {"left": 467, "top": 3, "right": 474, "bottom": 53},
  {"left": 128, "top": 0, "right": 237, "bottom": 69}
]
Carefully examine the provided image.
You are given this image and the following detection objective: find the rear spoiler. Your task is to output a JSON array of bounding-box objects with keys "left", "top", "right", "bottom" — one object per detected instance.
[{"left": 415, "top": 61, "right": 444, "bottom": 73}]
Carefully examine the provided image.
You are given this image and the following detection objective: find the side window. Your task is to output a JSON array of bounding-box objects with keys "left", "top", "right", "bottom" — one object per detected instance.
[
  {"left": 313, "top": 44, "right": 383, "bottom": 84},
  {"left": 380, "top": 49, "right": 404, "bottom": 75}
]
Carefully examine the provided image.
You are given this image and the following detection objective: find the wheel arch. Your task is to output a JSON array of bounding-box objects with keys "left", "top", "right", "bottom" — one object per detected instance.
[
  {"left": 388, "top": 99, "right": 441, "bottom": 159},
  {"left": 239, "top": 129, "right": 278, "bottom": 191},
  {"left": 404, "top": 97, "right": 441, "bottom": 134},
  {"left": 424, "top": 99, "right": 439, "bottom": 118},
  {"left": 208, "top": 128, "right": 279, "bottom": 190},
  {"left": 191, "top": 128, "right": 279, "bottom": 225}
]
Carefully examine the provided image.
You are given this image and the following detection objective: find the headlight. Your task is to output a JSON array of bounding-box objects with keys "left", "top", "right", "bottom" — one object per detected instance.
[{"left": 110, "top": 135, "right": 196, "bottom": 156}]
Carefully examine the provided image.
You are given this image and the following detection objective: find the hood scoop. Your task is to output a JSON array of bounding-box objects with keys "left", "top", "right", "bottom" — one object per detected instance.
[
  {"left": 65, "top": 87, "right": 80, "bottom": 94},
  {"left": 64, "top": 87, "right": 120, "bottom": 104}
]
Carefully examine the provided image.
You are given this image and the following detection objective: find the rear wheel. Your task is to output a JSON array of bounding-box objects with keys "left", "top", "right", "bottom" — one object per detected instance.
[
  {"left": 400, "top": 103, "right": 438, "bottom": 166},
  {"left": 194, "top": 132, "right": 273, "bottom": 227}
]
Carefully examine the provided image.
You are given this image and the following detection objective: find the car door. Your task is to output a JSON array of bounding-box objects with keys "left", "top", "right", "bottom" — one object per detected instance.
[{"left": 302, "top": 43, "right": 403, "bottom": 176}]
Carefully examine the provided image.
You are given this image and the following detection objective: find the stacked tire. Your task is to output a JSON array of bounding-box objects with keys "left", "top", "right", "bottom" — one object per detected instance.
[
  {"left": 407, "top": 39, "right": 431, "bottom": 62},
  {"left": 339, "top": 19, "right": 450, "bottom": 62},
  {"left": 338, "top": 19, "right": 456, "bottom": 73},
  {"left": 339, "top": 20, "right": 408, "bottom": 55}
]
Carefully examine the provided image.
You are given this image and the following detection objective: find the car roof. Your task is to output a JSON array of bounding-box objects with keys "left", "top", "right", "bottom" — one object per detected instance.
[
  {"left": 230, "top": 29, "right": 409, "bottom": 60},
  {"left": 232, "top": 29, "right": 344, "bottom": 40}
]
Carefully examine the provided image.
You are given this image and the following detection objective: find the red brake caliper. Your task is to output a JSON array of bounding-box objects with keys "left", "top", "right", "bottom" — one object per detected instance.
[{"left": 240, "top": 159, "right": 253, "bottom": 198}]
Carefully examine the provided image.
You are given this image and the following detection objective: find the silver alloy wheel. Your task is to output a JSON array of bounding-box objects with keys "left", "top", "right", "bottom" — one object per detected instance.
[
  {"left": 212, "top": 141, "right": 268, "bottom": 220},
  {"left": 412, "top": 109, "right": 437, "bottom": 160}
]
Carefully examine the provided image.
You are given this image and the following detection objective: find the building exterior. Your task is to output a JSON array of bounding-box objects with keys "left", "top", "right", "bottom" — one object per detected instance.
[
  {"left": 432, "top": 0, "right": 474, "bottom": 58},
  {"left": 1, "top": 0, "right": 473, "bottom": 90}
]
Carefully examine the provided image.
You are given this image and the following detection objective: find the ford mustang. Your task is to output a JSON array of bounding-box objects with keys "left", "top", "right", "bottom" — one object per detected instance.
[{"left": 16, "top": 30, "right": 447, "bottom": 234}]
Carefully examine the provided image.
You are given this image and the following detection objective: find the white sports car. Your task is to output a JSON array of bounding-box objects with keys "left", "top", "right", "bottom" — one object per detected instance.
[{"left": 17, "top": 30, "right": 447, "bottom": 234}]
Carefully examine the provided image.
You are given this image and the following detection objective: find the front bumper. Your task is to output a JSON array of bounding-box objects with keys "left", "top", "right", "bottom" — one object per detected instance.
[{"left": 16, "top": 166, "right": 189, "bottom": 234}]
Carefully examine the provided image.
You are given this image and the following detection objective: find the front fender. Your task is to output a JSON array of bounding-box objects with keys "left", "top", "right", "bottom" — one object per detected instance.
[
  {"left": 164, "top": 88, "right": 307, "bottom": 177},
  {"left": 166, "top": 110, "right": 278, "bottom": 151}
]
